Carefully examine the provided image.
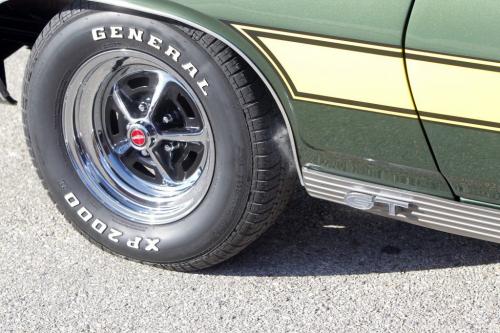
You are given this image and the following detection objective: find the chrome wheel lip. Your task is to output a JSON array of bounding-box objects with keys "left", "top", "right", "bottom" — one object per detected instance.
[{"left": 62, "top": 50, "right": 215, "bottom": 225}]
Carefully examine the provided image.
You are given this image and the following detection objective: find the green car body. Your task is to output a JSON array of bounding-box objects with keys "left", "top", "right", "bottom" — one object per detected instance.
[{"left": 2, "top": 0, "right": 500, "bottom": 244}]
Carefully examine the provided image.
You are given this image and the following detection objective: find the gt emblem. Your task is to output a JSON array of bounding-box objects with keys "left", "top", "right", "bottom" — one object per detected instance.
[
  {"left": 345, "top": 192, "right": 375, "bottom": 211},
  {"left": 130, "top": 128, "right": 147, "bottom": 147},
  {"left": 345, "top": 192, "right": 411, "bottom": 217}
]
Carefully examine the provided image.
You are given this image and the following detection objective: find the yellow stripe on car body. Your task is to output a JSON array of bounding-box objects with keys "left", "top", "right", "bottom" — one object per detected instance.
[
  {"left": 234, "top": 24, "right": 500, "bottom": 132},
  {"left": 233, "top": 24, "right": 417, "bottom": 119}
]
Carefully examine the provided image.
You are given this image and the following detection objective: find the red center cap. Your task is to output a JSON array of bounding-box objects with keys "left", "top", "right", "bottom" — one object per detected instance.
[{"left": 130, "top": 128, "right": 147, "bottom": 147}]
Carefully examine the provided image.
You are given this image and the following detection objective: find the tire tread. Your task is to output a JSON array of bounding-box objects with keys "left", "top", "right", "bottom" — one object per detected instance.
[{"left": 171, "top": 25, "right": 296, "bottom": 271}]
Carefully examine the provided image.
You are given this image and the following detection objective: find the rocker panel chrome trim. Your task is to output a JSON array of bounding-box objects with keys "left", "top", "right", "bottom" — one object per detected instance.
[
  {"left": 303, "top": 167, "right": 500, "bottom": 244},
  {"left": 89, "top": 0, "right": 304, "bottom": 185}
]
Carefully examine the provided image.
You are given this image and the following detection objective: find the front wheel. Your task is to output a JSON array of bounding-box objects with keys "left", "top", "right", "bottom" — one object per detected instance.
[{"left": 23, "top": 4, "right": 295, "bottom": 271}]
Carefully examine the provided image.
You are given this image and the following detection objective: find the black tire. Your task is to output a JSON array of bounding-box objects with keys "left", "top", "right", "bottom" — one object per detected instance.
[{"left": 22, "top": 2, "right": 295, "bottom": 271}]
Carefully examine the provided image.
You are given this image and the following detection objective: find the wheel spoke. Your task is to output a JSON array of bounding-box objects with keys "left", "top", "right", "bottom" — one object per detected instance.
[
  {"left": 158, "top": 128, "right": 208, "bottom": 143},
  {"left": 147, "top": 147, "right": 173, "bottom": 184},
  {"left": 172, "top": 146, "right": 196, "bottom": 181},
  {"left": 112, "top": 85, "right": 134, "bottom": 123},
  {"left": 146, "top": 71, "right": 173, "bottom": 119}
]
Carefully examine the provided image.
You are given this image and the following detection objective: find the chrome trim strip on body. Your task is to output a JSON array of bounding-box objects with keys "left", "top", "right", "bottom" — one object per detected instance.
[
  {"left": 303, "top": 167, "right": 500, "bottom": 244},
  {"left": 89, "top": 0, "right": 304, "bottom": 185}
]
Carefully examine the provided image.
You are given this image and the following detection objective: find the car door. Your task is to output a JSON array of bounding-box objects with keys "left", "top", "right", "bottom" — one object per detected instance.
[
  {"left": 406, "top": 0, "right": 500, "bottom": 205},
  {"left": 175, "top": 0, "right": 454, "bottom": 198}
]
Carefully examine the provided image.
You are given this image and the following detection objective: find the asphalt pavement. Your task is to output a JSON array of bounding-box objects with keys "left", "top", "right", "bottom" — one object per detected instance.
[{"left": 1, "top": 48, "right": 499, "bottom": 333}]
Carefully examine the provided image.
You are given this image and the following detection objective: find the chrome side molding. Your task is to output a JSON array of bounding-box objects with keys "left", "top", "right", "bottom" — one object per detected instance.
[{"left": 303, "top": 167, "right": 500, "bottom": 244}]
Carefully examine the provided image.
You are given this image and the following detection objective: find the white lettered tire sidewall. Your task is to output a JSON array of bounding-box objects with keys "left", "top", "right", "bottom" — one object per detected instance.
[{"left": 25, "top": 10, "right": 254, "bottom": 263}]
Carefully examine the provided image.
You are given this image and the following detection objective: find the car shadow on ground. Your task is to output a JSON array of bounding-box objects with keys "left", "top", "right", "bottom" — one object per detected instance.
[{"left": 204, "top": 187, "right": 500, "bottom": 277}]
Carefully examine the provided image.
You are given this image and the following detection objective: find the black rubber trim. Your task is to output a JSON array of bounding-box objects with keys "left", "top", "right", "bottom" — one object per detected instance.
[{"left": 0, "top": 62, "right": 16, "bottom": 105}]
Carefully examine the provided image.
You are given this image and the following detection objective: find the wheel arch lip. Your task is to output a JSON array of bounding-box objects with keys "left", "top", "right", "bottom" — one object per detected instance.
[{"left": 88, "top": 0, "right": 304, "bottom": 185}]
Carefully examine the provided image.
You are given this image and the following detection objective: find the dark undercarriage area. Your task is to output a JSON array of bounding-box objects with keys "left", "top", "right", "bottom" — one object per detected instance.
[{"left": 0, "top": 0, "right": 69, "bottom": 103}]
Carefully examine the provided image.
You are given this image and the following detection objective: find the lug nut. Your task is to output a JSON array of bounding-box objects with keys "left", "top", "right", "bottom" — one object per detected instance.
[
  {"left": 138, "top": 102, "right": 148, "bottom": 112},
  {"left": 164, "top": 144, "right": 174, "bottom": 152},
  {"left": 163, "top": 114, "right": 174, "bottom": 124},
  {"left": 164, "top": 143, "right": 180, "bottom": 152}
]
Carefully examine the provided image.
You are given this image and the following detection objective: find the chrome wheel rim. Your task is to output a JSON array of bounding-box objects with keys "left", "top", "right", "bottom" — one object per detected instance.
[{"left": 63, "top": 50, "right": 215, "bottom": 225}]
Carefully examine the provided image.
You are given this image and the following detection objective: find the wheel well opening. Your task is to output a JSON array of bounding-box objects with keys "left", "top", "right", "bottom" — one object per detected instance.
[{"left": 0, "top": 0, "right": 70, "bottom": 48}]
